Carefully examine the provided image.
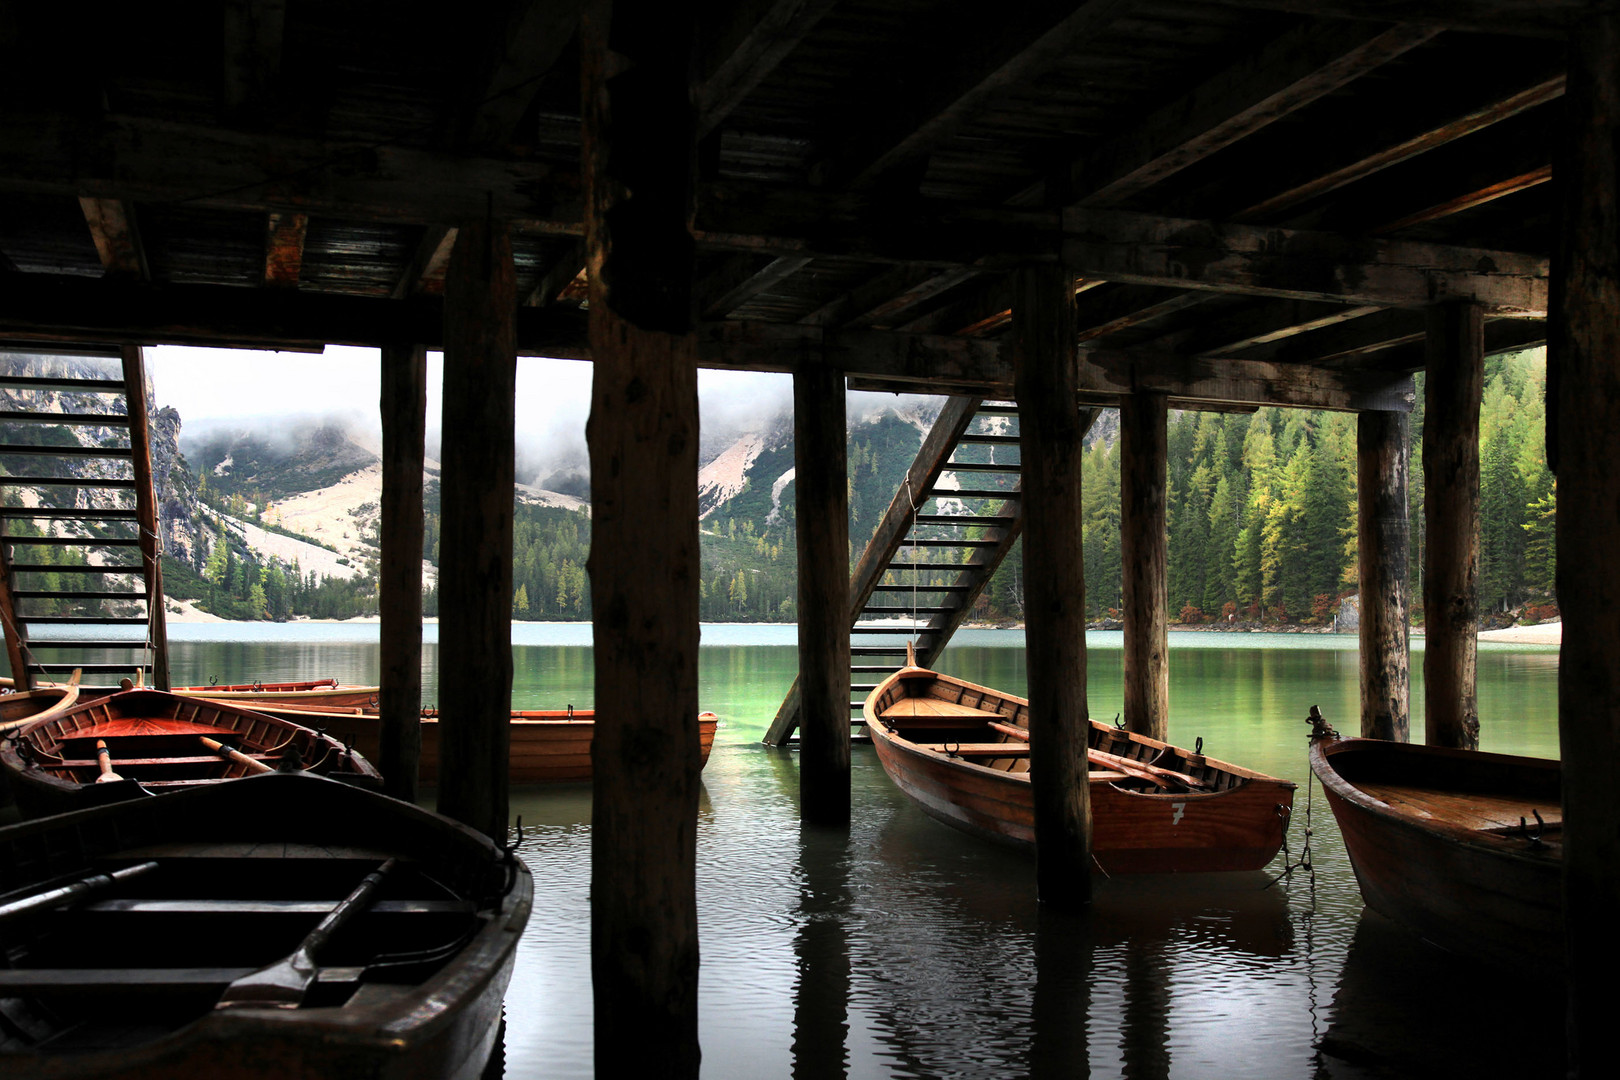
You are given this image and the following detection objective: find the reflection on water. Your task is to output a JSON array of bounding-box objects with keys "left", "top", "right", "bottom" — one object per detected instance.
[{"left": 25, "top": 625, "right": 1564, "bottom": 1077}]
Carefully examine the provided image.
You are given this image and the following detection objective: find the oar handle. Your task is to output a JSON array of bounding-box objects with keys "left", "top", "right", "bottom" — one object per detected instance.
[
  {"left": 0, "top": 861, "right": 159, "bottom": 922},
  {"left": 298, "top": 857, "right": 399, "bottom": 963},
  {"left": 94, "top": 739, "right": 124, "bottom": 783},
  {"left": 986, "top": 720, "right": 1206, "bottom": 789},
  {"left": 199, "top": 735, "right": 273, "bottom": 774}
]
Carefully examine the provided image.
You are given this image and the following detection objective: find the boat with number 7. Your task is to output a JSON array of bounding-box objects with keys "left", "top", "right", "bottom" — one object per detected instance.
[
  {"left": 0, "top": 770, "right": 530, "bottom": 1079},
  {"left": 863, "top": 658, "right": 1296, "bottom": 874}
]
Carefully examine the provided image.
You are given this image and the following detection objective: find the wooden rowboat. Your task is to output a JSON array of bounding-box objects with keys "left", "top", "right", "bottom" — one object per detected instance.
[
  {"left": 173, "top": 678, "right": 380, "bottom": 709},
  {"left": 0, "top": 770, "right": 531, "bottom": 1079},
  {"left": 1308, "top": 727, "right": 1562, "bottom": 966},
  {"left": 0, "top": 673, "right": 81, "bottom": 736},
  {"left": 0, "top": 688, "right": 382, "bottom": 818},
  {"left": 225, "top": 703, "right": 721, "bottom": 784},
  {"left": 864, "top": 661, "right": 1295, "bottom": 874}
]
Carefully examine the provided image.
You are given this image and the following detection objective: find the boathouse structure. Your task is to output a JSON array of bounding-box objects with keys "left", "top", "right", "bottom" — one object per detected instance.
[{"left": 0, "top": 2, "right": 1612, "bottom": 1075}]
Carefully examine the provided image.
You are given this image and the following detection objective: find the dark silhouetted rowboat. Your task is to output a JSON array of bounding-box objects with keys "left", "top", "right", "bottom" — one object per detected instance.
[
  {"left": 1309, "top": 730, "right": 1562, "bottom": 966},
  {"left": 0, "top": 689, "right": 381, "bottom": 817},
  {"left": 231, "top": 703, "right": 721, "bottom": 784},
  {"left": 864, "top": 661, "right": 1295, "bottom": 874},
  {"left": 0, "top": 771, "right": 531, "bottom": 1079}
]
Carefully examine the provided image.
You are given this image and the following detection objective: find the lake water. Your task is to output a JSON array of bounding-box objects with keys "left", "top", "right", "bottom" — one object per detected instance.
[{"left": 27, "top": 624, "right": 1566, "bottom": 1078}]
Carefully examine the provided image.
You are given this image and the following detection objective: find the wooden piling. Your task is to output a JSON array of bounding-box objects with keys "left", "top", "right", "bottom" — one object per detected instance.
[
  {"left": 1357, "top": 410, "right": 1409, "bottom": 742},
  {"left": 1422, "top": 301, "right": 1482, "bottom": 750},
  {"left": 434, "top": 221, "right": 515, "bottom": 839},
  {"left": 378, "top": 342, "right": 425, "bottom": 802},
  {"left": 1012, "top": 264, "right": 1091, "bottom": 909},
  {"left": 1120, "top": 390, "right": 1169, "bottom": 741},
  {"left": 1554, "top": 12, "right": 1620, "bottom": 1076},
  {"left": 120, "top": 344, "right": 169, "bottom": 690},
  {"left": 795, "top": 363, "right": 851, "bottom": 824},
  {"left": 582, "top": 1, "right": 702, "bottom": 1075}
]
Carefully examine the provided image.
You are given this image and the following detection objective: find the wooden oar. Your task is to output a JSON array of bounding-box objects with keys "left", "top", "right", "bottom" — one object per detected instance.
[
  {"left": 985, "top": 721, "right": 1209, "bottom": 790},
  {"left": 216, "top": 857, "right": 398, "bottom": 1009},
  {"left": 0, "top": 861, "right": 159, "bottom": 922},
  {"left": 198, "top": 736, "right": 273, "bottom": 775},
  {"left": 94, "top": 739, "right": 124, "bottom": 784}
]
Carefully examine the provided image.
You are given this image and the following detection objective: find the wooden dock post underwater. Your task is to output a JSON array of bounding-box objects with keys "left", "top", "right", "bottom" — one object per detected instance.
[
  {"left": 435, "top": 220, "right": 516, "bottom": 841},
  {"left": 378, "top": 341, "right": 426, "bottom": 803},
  {"left": 1554, "top": 10, "right": 1620, "bottom": 1076},
  {"left": 583, "top": 0, "right": 702, "bottom": 1075},
  {"left": 1423, "top": 301, "right": 1484, "bottom": 751},
  {"left": 1357, "top": 409, "right": 1410, "bottom": 743},
  {"left": 795, "top": 361, "right": 852, "bottom": 825},
  {"left": 1012, "top": 264, "right": 1092, "bottom": 909}
]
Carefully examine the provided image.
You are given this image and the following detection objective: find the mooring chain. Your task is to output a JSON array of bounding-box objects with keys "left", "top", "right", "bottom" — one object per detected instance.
[{"left": 1265, "top": 708, "right": 1335, "bottom": 894}]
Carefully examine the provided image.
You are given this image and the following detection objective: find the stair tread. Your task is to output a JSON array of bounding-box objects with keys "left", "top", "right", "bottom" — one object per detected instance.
[
  {"left": 0, "top": 376, "right": 127, "bottom": 393},
  {"left": 0, "top": 410, "right": 131, "bottom": 425},
  {"left": 7, "top": 564, "right": 143, "bottom": 573},
  {"left": 0, "top": 477, "right": 138, "bottom": 487},
  {"left": 0, "top": 445, "right": 133, "bottom": 457}
]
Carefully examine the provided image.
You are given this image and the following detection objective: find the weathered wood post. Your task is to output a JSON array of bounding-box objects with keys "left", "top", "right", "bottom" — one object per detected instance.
[
  {"left": 1013, "top": 266, "right": 1091, "bottom": 909},
  {"left": 795, "top": 362, "right": 851, "bottom": 824},
  {"left": 582, "top": 1, "right": 702, "bottom": 1075},
  {"left": 120, "top": 344, "right": 170, "bottom": 690},
  {"left": 1120, "top": 390, "right": 1169, "bottom": 741},
  {"left": 378, "top": 342, "right": 425, "bottom": 802},
  {"left": 1422, "top": 301, "right": 1482, "bottom": 750},
  {"left": 1357, "top": 410, "right": 1409, "bottom": 742},
  {"left": 1553, "top": 11, "right": 1620, "bottom": 1076},
  {"left": 435, "top": 221, "right": 515, "bottom": 838}
]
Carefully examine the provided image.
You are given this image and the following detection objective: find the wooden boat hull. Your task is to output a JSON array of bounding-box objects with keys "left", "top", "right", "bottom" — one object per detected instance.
[
  {"left": 1309, "top": 735, "right": 1562, "bottom": 966},
  {"left": 174, "top": 680, "right": 380, "bottom": 710},
  {"left": 233, "top": 706, "right": 721, "bottom": 785},
  {"left": 0, "top": 689, "right": 382, "bottom": 818},
  {"left": 0, "top": 771, "right": 530, "bottom": 1079},
  {"left": 865, "top": 667, "right": 1295, "bottom": 874}
]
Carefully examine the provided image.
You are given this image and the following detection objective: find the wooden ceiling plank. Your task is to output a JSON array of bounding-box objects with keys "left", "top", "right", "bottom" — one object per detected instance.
[
  {"left": 698, "top": 254, "right": 811, "bottom": 319},
  {"left": 1370, "top": 165, "right": 1553, "bottom": 236},
  {"left": 221, "top": 0, "right": 286, "bottom": 119},
  {"left": 1067, "top": 21, "right": 1441, "bottom": 209},
  {"left": 391, "top": 226, "right": 458, "bottom": 300},
  {"left": 79, "top": 197, "right": 148, "bottom": 281},
  {"left": 1147, "top": 299, "right": 1381, "bottom": 357},
  {"left": 697, "top": 0, "right": 841, "bottom": 138},
  {"left": 826, "top": 0, "right": 1139, "bottom": 190},
  {"left": 464, "top": 1, "right": 581, "bottom": 148},
  {"left": 262, "top": 211, "right": 308, "bottom": 288},
  {"left": 1076, "top": 348, "right": 1417, "bottom": 412},
  {"left": 1214, "top": 1, "right": 1583, "bottom": 38}
]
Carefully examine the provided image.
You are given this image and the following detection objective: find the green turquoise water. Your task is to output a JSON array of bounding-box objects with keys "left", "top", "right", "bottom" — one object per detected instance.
[{"left": 25, "top": 624, "right": 1566, "bottom": 1077}]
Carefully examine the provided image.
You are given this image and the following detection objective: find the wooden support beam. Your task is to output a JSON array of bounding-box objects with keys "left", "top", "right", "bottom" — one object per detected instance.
[
  {"left": 0, "top": 540, "right": 33, "bottom": 690},
  {"left": 1553, "top": 13, "right": 1620, "bottom": 1075},
  {"left": 1216, "top": 1, "right": 1584, "bottom": 37},
  {"left": 434, "top": 220, "right": 516, "bottom": 839},
  {"left": 120, "top": 344, "right": 168, "bottom": 691},
  {"left": 583, "top": 1, "right": 702, "bottom": 1074},
  {"left": 696, "top": 0, "right": 839, "bottom": 138},
  {"left": 79, "top": 198, "right": 148, "bottom": 280},
  {"left": 390, "top": 226, "right": 456, "bottom": 300},
  {"left": 525, "top": 238, "right": 588, "bottom": 308},
  {"left": 698, "top": 254, "right": 811, "bottom": 319},
  {"left": 1076, "top": 348, "right": 1416, "bottom": 413},
  {"left": 462, "top": 0, "right": 580, "bottom": 148},
  {"left": 1064, "top": 22, "right": 1440, "bottom": 209},
  {"left": 1119, "top": 390, "right": 1168, "bottom": 741},
  {"left": 1422, "top": 301, "right": 1482, "bottom": 750},
  {"left": 1012, "top": 264, "right": 1091, "bottom": 908},
  {"left": 1148, "top": 300, "right": 1379, "bottom": 358},
  {"left": 0, "top": 113, "right": 580, "bottom": 228},
  {"left": 261, "top": 211, "right": 308, "bottom": 288},
  {"left": 378, "top": 342, "right": 425, "bottom": 803},
  {"left": 794, "top": 363, "right": 850, "bottom": 823},
  {"left": 1357, "top": 410, "right": 1409, "bottom": 741}
]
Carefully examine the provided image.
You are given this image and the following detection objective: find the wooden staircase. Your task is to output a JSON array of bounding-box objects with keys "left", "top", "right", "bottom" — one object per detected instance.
[
  {"left": 0, "top": 345, "right": 170, "bottom": 693},
  {"left": 764, "top": 397, "right": 1099, "bottom": 746}
]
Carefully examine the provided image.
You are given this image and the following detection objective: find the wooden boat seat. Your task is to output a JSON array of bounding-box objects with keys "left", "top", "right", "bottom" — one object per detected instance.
[
  {"left": 1357, "top": 781, "right": 1564, "bottom": 833},
  {"left": 82, "top": 898, "right": 477, "bottom": 916},
  {"left": 0, "top": 968, "right": 255, "bottom": 994},
  {"left": 51, "top": 753, "right": 277, "bottom": 769},
  {"left": 881, "top": 697, "right": 1005, "bottom": 721}
]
